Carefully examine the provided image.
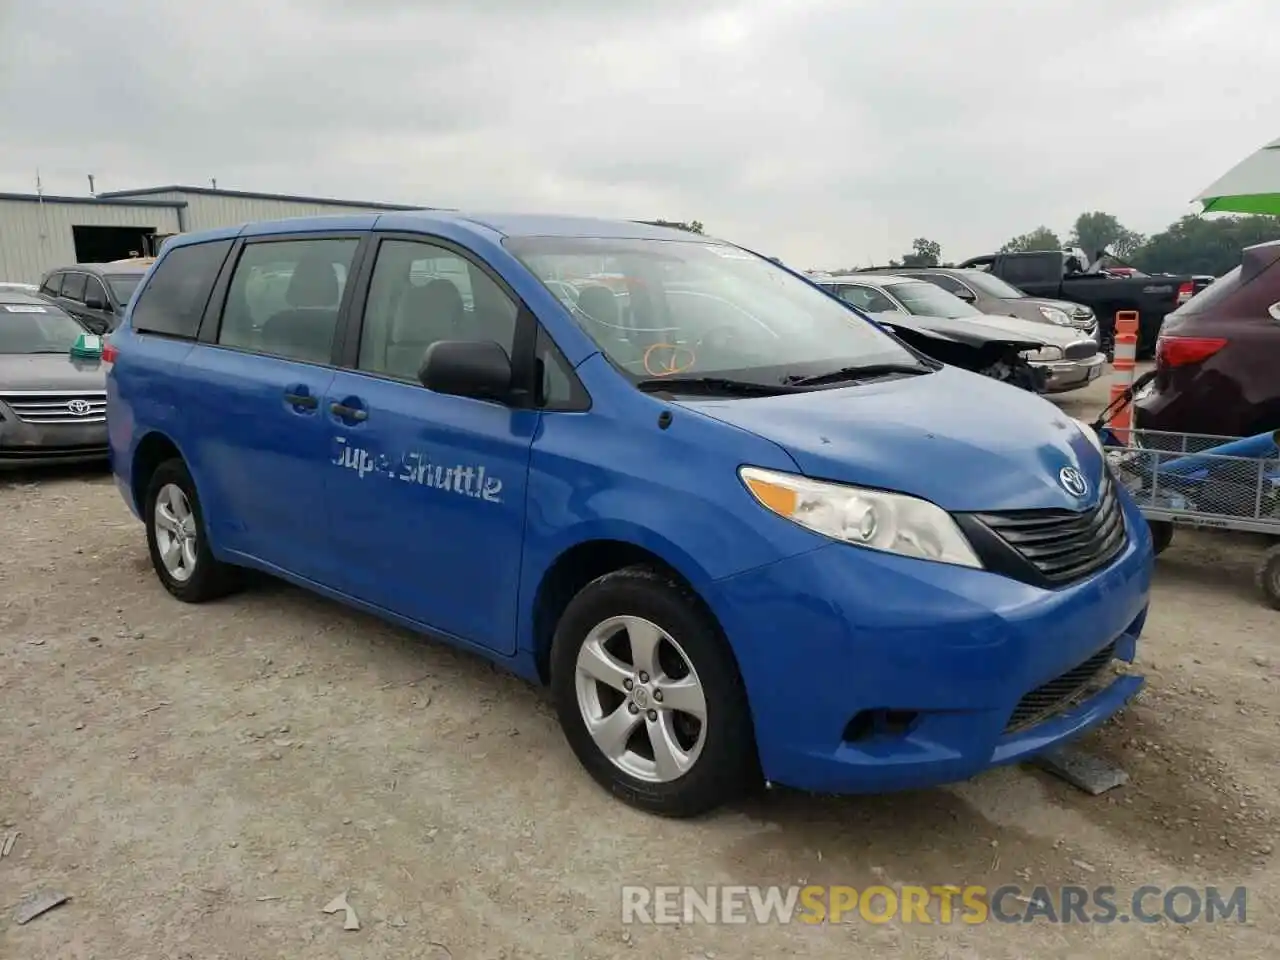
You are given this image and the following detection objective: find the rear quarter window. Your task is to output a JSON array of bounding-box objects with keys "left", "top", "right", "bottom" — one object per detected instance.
[
  {"left": 1173, "top": 265, "right": 1243, "bottom": 316},
  {"left": 130, "top": 239, "right": 234, "bottom": 338}
]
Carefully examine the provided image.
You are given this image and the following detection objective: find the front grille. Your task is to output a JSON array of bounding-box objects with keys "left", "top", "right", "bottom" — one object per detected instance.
[
  {"left": 1005, "top": 641, "right": 1117, "bottom": 733},
  {"left": 972, "top": 472, "right": 1126, "bottom": 585},
  {"left": 0, "top": 391, "right": 106, "bottom": 424},
  {"left": 1063, "top": 341, "right": 1098, "bottom": 361}
]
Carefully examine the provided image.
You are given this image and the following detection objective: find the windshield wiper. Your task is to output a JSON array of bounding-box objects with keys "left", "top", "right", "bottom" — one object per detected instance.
[
  {"left": 635, "top": 376, "right": 804, "bottom": 396},
  {"left": 782, "top": 361, "right": 934, "bottom": 387}
]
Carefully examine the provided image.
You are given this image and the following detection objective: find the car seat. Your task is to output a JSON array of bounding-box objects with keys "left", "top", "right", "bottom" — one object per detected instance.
[
  {"left": 260, "top": 254, "right": 344, "bottom": 363},
  {"left": 385, "top": 278, "right": 464, "bottom": 379}
]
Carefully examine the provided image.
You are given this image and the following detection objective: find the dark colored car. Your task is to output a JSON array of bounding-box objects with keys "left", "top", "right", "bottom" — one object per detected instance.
[
  {"left": 816, "top": 273, "right": 1104, "bottom": 393},
  {"left": 1132, "top": 239, "right": 1280, "bottom": 440},
  {"left": 860, "top": 266, "right": 1100, "bottom": 341},
  {"left": 958, "top": 250, "right": 1212, "bottom": 355},
  {"left": 0, "top": 293, "right": 107, "bottom": 467},
  {"left": 37, "top": 262, "right": 147, "bottom": 334}
]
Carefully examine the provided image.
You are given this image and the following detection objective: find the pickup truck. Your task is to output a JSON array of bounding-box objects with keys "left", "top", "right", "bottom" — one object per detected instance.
[{"left": 957, "top": 250, "right": 1212, "bottom": 355}]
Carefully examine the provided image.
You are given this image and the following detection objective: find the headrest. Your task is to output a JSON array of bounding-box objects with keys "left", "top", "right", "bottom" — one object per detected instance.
[
  {"left": 286, "top": 257, "right": 341, "bottom": 308},
  {"left": 395, "top": 278, "right": 464, "bottom": 339}
]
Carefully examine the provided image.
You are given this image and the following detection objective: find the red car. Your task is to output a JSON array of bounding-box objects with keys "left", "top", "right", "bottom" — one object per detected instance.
[{"left": 1133, "top": 239, "right": 1280, "bottom": 438}]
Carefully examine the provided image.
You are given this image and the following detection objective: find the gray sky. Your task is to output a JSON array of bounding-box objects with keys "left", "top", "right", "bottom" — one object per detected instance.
[{"left": 1, "top": 0, "right": 1277, "bottom": 267}]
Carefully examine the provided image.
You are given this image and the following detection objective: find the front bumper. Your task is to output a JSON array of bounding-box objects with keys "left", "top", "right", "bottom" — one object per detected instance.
[
  {"left": 709, "top": 493, "right": 1152, "bottom": 794},
  {"left": 1035, "top": 353, "right": 1106, "bottom": 394},
  {"left": 0, "top": 415, "right": 108, "bottom": 468}
]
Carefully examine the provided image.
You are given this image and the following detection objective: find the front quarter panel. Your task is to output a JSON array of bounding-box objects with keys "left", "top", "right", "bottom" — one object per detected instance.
[{"left": 517, "top": 354, "right": 827, "bottom": 657}]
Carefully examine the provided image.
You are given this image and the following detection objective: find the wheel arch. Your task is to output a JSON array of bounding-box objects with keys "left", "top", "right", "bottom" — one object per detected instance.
[
  {"left": 130, "top": 430, "right": 188, "bottom": 515},
  {"left": 528, "top": 533, "right": 730, "bottom": 687}
]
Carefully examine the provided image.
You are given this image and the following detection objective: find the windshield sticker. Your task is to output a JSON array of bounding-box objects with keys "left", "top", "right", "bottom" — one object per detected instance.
[
  {"left": 331, "top": 436, "right": 503, "bottom": 503},
  {"left": 1, "top": 304, "right": 51, "bottom": 313},
  {"left": 643, "top": 343, "right": 697, "bottom": 377}
]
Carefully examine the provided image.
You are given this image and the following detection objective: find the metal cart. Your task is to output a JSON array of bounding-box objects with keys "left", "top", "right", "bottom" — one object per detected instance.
[{"left": 1089, "top": 375, "right": 1280, "bottom": 609}]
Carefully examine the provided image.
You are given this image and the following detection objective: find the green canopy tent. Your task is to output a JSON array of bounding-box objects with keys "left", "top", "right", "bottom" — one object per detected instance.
[{"left": 1194, "top": 136, "right": 1280, "bottom": 215}]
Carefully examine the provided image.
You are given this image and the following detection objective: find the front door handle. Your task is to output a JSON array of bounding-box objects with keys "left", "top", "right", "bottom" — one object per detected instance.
[
  {"left": 330, "top": 402, "right": 368, "bottom": 422},
  {"left": 284, "top": 391, "right": 318, "bottom": 409}
]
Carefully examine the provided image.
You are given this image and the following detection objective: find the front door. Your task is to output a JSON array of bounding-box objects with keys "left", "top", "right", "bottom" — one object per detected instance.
[
  {"left": 184, "top": 234, "right": 364, "bottom": 584},
  {"left": 80, "top": 276, "right": 116, "bottom": 333},
  {"left": 324, "top": 236, "right": 536, "bottom": 655}
]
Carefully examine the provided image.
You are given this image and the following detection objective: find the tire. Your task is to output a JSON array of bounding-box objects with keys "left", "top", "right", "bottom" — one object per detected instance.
[
  {"left": 144, "top": 458, "right": 240, "bottom": 603},
  {"left": 1148, "top": 520, "right": 1174, "bottom": 558},
  {"left": 1257, "top": 545, "right": 1280, "bottom": 611},
  {"left": 550, "top": 566, "right": 758, "bottom": 817}
]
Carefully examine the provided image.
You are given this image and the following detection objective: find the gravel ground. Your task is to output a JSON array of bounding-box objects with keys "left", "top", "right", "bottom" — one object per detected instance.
[{"left": 1, "top": 374, "right": 1276, "bottom": 959}]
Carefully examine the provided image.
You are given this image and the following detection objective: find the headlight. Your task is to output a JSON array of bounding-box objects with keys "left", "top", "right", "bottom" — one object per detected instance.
[
  {"left": 738, "top": 466, "right": 983, "bottom": 569},
  {"left": 1024, "top": 345, "right": 1064, "bottom": 362},
  {"left": 1073, "top": 417, "right": 1104, "bottom": 455},
  {"left": 1038, "top": 306, "right": 1072, "bottom": 326}
]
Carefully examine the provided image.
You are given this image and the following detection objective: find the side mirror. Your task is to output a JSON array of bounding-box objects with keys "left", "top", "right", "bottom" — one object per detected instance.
[
  {"left": 952, "top": 286, "right": 976, "bottom": 302},
  {"left": 418, "top": 340, "right": 512, "bottom": 402},
  {"left": 84, "top": 291, "right": 107, "bottom": 310}
]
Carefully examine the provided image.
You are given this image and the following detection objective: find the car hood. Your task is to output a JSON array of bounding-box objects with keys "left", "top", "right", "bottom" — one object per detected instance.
[
  {"left": 679, "top": 364, "right": 1103, "bottom": 512},
  {"left": 0, "top": 353, "right": 106, "bottom": 391},
  {"left": 871, "top": 310, "right": 1072, "bottom": 349}
]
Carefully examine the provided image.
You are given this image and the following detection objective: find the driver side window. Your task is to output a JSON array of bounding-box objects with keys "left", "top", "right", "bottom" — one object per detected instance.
[{"left": 357, "top": 239, "right": 518, "bottom": 382}]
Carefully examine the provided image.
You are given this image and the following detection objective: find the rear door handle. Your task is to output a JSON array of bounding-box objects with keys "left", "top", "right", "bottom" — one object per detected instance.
[
  {"left": 284, "top": 392, "right": 318, "bottom": 409},
  {"left": 331, "top": 402, "right": 368, "bottom": 422}
]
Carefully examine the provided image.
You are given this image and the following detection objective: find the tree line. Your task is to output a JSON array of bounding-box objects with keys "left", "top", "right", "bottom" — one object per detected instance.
[
  {"left": 879, "top": 211, "right": 1280, "bottom": 277},
  {"left": 652, "top": 210, "right": 1280, "bottom": 278}
]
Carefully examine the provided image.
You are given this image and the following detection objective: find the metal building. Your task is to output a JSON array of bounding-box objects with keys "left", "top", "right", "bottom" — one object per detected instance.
[{"left": 0, "top": 184, "right": 425, "bottom": 284}]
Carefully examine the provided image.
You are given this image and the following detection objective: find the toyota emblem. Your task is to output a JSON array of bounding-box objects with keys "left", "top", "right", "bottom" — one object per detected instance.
[
  {"left": 67, "top": 399, "right": 91, "bottom": 416},
  {"left": 1059, "top": 466, "right": 1089, "bottom": 499}
]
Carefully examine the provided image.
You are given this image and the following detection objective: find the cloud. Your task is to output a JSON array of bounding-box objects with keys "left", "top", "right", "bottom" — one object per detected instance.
[{"left": 1, "top": 0, "right": 1277, "bottom": 266}]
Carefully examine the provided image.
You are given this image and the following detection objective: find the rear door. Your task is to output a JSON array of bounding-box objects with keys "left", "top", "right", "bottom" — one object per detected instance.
[
  {"left": 38, "top": 272, "right": 63, "bottom": 301},
  {"left": 322, "top": 234, "right": 538, "bottom": 654},
  {"left": 183, "top": 232, "right": 367, "bottom": 585}
]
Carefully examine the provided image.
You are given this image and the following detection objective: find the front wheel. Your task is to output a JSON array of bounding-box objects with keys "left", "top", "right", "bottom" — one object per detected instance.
[
  {"left": 1148, "top": 520, "right": 1174, "bottom": 558},
  {"left": 550, "top": 567, "right": 758, "bottom": 817},
  {"left": 1258, "top": 545, "right": 1280, "bottom": 611}
]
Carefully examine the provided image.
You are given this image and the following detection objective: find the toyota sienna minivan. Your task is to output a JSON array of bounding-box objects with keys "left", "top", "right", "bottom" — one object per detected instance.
[{"left": 105, "top": 213, "right": 1153, "bottom": 817}]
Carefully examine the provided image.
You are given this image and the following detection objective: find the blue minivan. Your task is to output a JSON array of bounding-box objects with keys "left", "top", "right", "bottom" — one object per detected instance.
[{"left": 105, "top": 213, "right": 1153, "bottom": 817}]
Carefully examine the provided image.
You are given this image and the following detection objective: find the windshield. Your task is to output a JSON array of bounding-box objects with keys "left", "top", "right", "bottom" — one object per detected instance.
[
  {"left": 0, "top": 304, "right": 86, "bottom": 353},
  {"left": 505, "top": 237, "right": 917, "bottom": 383},
  {"left": 961, "top": 271, "right": 1026, "bottom": 300},
  {"left": 107, "top": 275, "right": 142, "bottom": 304},
  {"left": 886, "top": 281, "right": 984, "bottom": 319}
]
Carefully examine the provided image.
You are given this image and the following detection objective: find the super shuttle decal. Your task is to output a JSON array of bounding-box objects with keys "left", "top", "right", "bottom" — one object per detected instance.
[{"left": 332, "top": 436, "right": 504, "bottom": 503}]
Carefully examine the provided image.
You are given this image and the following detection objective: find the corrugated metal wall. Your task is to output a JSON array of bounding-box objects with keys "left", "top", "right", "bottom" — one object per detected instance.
[
  {"left": 0, "top": 189, "right": 418, "bottom": 284},
  {"left": 0, "top": 199, "right": 181, "bottom": 283},
  {"left": 133, "top": 191, "right": 406, "bottom": 230}
]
